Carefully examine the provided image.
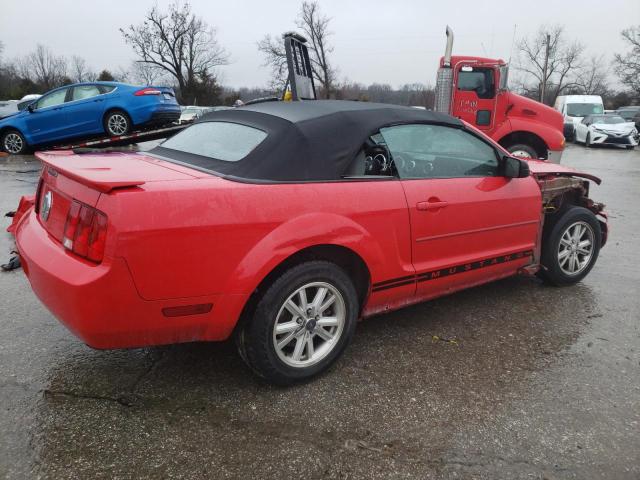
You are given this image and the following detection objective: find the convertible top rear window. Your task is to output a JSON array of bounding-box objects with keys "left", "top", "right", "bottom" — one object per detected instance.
[{"left": 161, "top": 122, "right": 267, "bottom": 162}]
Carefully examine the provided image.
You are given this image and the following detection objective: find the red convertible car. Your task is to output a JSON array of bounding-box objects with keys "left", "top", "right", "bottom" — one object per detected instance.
[{"left": 15, "top": 101, "right": 607, "bottom": 384}]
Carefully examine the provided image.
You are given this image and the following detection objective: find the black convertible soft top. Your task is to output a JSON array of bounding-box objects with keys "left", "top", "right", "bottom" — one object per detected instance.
[{"left": 151, "top": 100, "right": 462, "bottom": 182}]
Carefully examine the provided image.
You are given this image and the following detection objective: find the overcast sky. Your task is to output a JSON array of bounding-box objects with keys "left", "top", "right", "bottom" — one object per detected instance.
[{"left": 2, "top": 0, "right": 638, "bottom": 88}]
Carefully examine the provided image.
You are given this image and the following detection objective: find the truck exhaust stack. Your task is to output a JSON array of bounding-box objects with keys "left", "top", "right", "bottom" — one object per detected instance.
[
  {"left": 443, "top": 25, "right": 454, "bottom": 67},
  {"left": 434, "top": 26, "right": 454, "bottom": 113}
]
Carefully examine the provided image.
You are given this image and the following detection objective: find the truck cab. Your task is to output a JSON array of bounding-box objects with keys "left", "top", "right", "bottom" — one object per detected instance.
[{"left": 435, "top": 28, "right": 565, "bottom": 163}]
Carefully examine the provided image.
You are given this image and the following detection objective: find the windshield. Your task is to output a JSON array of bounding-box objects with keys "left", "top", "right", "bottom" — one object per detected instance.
[
  {"left": 617, "top": 109, "right": 639, "bottom": 120},
  {"left": 567, "top": 103, "right": 603, "bottom": 117},
  {"left": 591, "top": 115, "right": 626, "bottom": 125},
  {"left": 159, "top": 121, "right": 267, "bottom": 162}
]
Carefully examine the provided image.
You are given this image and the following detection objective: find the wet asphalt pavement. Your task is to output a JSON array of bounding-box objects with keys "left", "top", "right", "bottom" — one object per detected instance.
[{"left": 0, "top": 144, "right": 638, "bottom": 479}]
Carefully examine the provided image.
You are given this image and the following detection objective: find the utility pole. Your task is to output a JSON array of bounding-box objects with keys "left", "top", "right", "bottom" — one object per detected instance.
[{"left": 540, "top": 33, "right": 551, "bottom": 104}]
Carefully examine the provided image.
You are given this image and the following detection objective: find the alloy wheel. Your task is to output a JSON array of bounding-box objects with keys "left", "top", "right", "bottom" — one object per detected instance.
[
  {"left": 557, "top": 221, "right": 595, "bottom": 276},
  {"left": 509, "top": 149, "right": 533, "bottom": 158},
  {"left": 4, "top": 133, "right": 24, "bottom": 154},
  {"left": 107, "top": 114, "right": 128, "bottom": 136},
  {"left": 272, "top": 281, "right": 346, "bottom": 368}
]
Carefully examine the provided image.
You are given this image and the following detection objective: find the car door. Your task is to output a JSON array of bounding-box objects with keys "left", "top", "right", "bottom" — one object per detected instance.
[
  {"left": 23, "top": 87, "right": 71, "bottom": 144},
  {"left": 450, "top": 65, "right": 498, "bottom": 132},
  {"left": 575, "top": 116, "right": 590, "bottom": 143},
  {"left": 64, "top": 84, "right": 107, "bottom": 136},
  {"left": 379, "top": 124, "right": 541, "bottom": 300}
]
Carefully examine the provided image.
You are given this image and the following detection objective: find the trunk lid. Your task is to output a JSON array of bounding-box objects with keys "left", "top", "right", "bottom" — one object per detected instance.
[
  {"left": 35, "top": 150, "right": 201, "bottom": 242},
  {"left": 153, "top": 86, "right": 178, "bottom": 105}
]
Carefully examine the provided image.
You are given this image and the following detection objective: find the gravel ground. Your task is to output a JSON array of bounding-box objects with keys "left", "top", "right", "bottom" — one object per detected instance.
[{"left": 0, "top": 144, "right": 638, "bottom": 479}]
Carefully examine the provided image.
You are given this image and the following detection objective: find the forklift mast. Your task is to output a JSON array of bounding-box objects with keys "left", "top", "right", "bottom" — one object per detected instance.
[{"left": 283, "top": 32, "right": 317, "bottom": 101}]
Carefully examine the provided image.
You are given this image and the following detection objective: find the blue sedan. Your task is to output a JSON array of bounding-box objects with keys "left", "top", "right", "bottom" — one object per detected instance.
[{"left": 0, "top": 82, "right": 181, "bottom": 154}]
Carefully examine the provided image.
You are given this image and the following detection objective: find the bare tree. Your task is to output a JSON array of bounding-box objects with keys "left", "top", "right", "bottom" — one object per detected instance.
[
  {"left": 120, "top": 2, "right": 228, "bottom": 103},
  {"left": 24, "top": 44, "right": 68, "bottom": 90},
  {"left": 516, "top": 25, "right": 584, "bottom": 105},
  {"left": 574, "top": 55, "right": 610, "bottom": 96},
  {"left": 258, "top": 1, "right": 336, "bottom": 98},
  {"left": 130, "top": 61, "right": 166, "bottom": 85},
  {"left": 71, "top": 56, "right": 95, "bottom": 83},
  {"left": 257, "top": 35, "right": 288, "bottom": 92},
  {"left": 614, "top": 25, "right": 640, "bottom": 95},
  {"left": 297, "top": 1, "right": 336, "bottom": 98}
]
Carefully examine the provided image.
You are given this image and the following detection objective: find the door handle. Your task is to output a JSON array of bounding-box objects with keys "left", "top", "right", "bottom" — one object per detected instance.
[{"left": 416, "top": 199, "right": 448, "bottom": 211}]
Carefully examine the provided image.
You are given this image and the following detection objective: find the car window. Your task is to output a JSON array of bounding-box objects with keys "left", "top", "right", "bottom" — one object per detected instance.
[
  {"left": 98, "top": 85, "right": 116, "bottom": 94},
  {"left": 160, "top": 121, "right": 267, "bottom": 162},
  {"left": 457, "top": 68, "right": 495, "bottom": 99},
  {"left": 36, "top": 89, "right": 68, "bottom": 109},
  {"left": 72, "top": 85, "right": 101, "bottom": 101},
  {"left": 566, "top": 103, "right": 604, "bottom": 117},
  {"left": 379, "top": 124, "right": 499, "bottom": 179}
]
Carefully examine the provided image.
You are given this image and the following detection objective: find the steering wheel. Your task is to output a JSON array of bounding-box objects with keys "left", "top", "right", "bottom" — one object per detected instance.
[{"left": 364, "top": 145, "right": 393, "bottom": 175}]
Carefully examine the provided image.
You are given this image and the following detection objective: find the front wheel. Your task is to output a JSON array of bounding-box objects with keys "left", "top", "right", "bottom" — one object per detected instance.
[
  {"left": 625, "top": 145, "right": 635, "bottom": 150},
  {"left": 2, "top": 130, "right": 29, "bottom": 155},
  {"left": 507, "top": 144, "right": 538, "bottom": 159},
  {"left": 236, "top": 261, "right": 359, "bottom": 385},
  {"left": 104, "top": 110, "right": 131, "bottom": 136},
  {"left": 539, "top": 207, "right": 601, "bottom": 286}
]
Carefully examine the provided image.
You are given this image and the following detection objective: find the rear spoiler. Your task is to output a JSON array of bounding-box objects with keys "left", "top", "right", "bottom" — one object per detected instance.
[{"left": 36, "top": 151, "right": 145, "bottom": 193}]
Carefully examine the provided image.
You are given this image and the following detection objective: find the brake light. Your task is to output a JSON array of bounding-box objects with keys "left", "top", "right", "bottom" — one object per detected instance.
[
  {"left": 134, "top": 88, "right": 162, "bottom": 96},
  {"left": 62, "top": 200, "right": 108, "bottom": 263}
]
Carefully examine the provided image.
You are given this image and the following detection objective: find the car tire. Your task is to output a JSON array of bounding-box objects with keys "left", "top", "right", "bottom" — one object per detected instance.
[
  {"left": 1, "top": 129, "right": 29, "bottom": 155},
  {"left": 507, "top": 144, "right": 538, "bottom": 159},
  {"left": 539, "top": 206, "right": 601, "bottom": 286},
  {"left": 625, "top": 145, "right": 635, "bottom": 150},
  {"left": 104, "top": 110, "right": 131, "bottom": 136},
  {"left": 236, "top": 261, "right": 359, "bottom": 385}
]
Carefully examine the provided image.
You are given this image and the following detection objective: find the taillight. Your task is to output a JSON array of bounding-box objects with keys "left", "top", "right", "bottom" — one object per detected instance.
[
  {"left": 134, "top": 88, "right": 162, "bottom": 96},
  {"left": 62, "top": 200, "right": 108, "bottom": 263}
]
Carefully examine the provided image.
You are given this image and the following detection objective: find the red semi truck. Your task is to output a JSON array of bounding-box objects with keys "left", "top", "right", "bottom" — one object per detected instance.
[{"left": 434, "top": 27, "right": 565, "bottom": 163}]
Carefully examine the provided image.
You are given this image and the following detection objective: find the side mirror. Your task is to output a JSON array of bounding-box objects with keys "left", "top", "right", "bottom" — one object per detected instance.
[
  {"left": 503, "top": 156, "right": 530, "bottom": 178},
  {"left": 27, "top": 104, "right": 36, "bottom": 113}
]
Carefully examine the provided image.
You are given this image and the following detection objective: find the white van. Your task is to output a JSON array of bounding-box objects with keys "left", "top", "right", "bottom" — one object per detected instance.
[{"left": 554, "top": 95, "right": 605, "bottom": 141}]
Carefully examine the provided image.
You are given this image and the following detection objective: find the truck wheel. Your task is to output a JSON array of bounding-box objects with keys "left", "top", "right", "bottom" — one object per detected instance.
[
  {"left": 507, "top": 144, "right": 538, "bottom": 159},
  {"left": 539, "top": 207, "right": 601, "bottom": 286},
  {"left": 104, "top": 110, "right": 131, "bottom": 136},
  {"left": 236, "top": 261, "right": 358, "bottom": 385},
  {"left": 1, "top": 129, "right": 29, "bottom": 155}
]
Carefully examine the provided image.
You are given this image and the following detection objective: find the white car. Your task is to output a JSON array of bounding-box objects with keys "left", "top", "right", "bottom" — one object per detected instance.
[
  {"left": 575, "top": 114, "right": 638, "bottom": 150},
  {"left": 554, "top": 95, "right": 604, "bottom": 141}
]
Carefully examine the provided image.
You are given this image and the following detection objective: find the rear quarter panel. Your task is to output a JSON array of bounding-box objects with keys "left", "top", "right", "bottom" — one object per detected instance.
[
  {"left": 111, "top": 86, "right": 180, "bottom": 125},
  {"left": 98, "top": 177, "right": 413, "bottom": 303}
]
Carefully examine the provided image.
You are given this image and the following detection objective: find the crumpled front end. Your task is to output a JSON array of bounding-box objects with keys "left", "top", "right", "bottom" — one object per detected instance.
[{"left": 535, "top": 173, "right": 608, "bottom": 247}]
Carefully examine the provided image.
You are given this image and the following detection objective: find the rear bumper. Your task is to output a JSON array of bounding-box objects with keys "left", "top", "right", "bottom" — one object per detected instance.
[
  {"left": 15, "top": 209, "right": 247, "bottom": 349},
  {"left": 128, "top": 103, "right": 181, "bottom": 127},
  {"left": 146, "top": 110, "right": 181, "bottom": 126}
]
